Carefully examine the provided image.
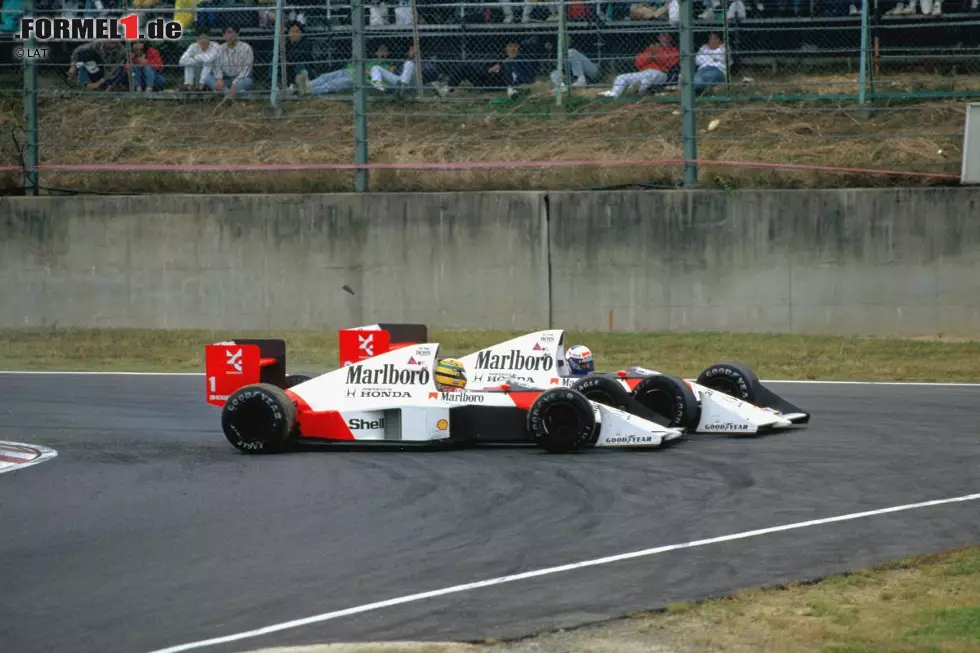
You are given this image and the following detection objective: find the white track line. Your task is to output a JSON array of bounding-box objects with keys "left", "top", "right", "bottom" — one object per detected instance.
[
  {"left": 0, "top": 370, "right": 977, "bottom": 387},
  {"left": 145, "top": 490, "right": 980, "bottom": 653},
  {"left": 0, "top": 441, "right": 58, "bottom": 475}
]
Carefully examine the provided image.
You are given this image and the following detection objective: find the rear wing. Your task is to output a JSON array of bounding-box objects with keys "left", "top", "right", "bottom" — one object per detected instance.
[
  {"left": 205, "top": 324, "right": 429, "bottom": 407},
  {"left": 205, "top": 339, "right": 287, "bottom": 407},
  {"left": 337, "top": 323, "right": 428, "bottom": 367}
]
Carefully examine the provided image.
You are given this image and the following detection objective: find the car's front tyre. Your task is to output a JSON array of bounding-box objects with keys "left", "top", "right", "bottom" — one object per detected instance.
[{"left": 526, "top": 388, "right": 597, "bottom": 454}]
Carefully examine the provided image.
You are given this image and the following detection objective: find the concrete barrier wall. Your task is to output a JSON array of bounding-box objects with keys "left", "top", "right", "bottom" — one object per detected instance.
[
  {"left": 0, "top": 193, "right": 550, "bottom": 330},
  {"left": 548, "top": 188, "right": 980, "bottom": 335},
  {"left": 3, "top": 188, "right": 979, "bottom": 336}
]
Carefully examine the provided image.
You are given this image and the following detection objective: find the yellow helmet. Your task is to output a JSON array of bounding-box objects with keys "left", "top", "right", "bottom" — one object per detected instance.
[{"left": 434, "top": 358, "right": 467, "bottom": 390}]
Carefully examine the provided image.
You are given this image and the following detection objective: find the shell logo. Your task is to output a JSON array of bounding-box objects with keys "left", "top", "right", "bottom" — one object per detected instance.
[{"left": 436, "top": 418, "right": 449, "bottom": 431}]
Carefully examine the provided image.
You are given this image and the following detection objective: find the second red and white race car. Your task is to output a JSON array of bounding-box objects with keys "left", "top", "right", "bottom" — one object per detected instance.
[{"left": 452, "top": 329, "right": 810, "bottom": 435}]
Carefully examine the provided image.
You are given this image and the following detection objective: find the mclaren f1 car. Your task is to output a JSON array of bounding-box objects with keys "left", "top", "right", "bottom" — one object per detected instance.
[
  {"left": 450, "top": 330, "right": 811, "bottom": 435},
  {"left": 203, "top": 327, "right": 685, "bottom": 455}
]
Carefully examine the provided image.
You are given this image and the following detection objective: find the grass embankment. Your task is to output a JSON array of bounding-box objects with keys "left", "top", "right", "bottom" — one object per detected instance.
[
  {"left": 0, "top": 86, "right": 967, "bottom": 194},
  {"left": 238, "top": 545, "right": 980, "bottom": 652},
  {"left": 2, "top": 327, "right": 979, "bottom": 381},
  {"left": 505, "top": 545, "right": 980, "bottom": 653}
]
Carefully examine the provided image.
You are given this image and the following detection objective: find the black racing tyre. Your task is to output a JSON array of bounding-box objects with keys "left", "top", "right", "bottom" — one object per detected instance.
[
  {"left": 631, "top": 374, "right": 701, "bottom": 431},
  {"left": 526, "top": 388, "right": 597, "bottom": 454},
  {"left": 221, "top": 383, "right": 296, "bottom": 454},
  {"left": 571, "top": 375, "right": 632, "bottom": 412},
  {"left": 282, "top": 373, "right": 313, "bottom": 389},
  {"left": 696, "top": 362, "right": 760, "bottom": 403}
]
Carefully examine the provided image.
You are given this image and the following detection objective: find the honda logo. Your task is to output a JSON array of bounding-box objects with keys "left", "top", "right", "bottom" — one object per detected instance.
[
  {"left": 226, "top": 348, "right": 243, "bottom": 373},
  {"left": 358, "top": 334, "right": 374, "bottom": 356}
]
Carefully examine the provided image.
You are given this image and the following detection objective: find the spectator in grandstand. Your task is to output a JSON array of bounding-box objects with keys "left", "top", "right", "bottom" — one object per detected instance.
[
  {"left": 305, "top": 44, "right": 391, "bottom": 95},
  {"left": 433, "top": 40, "right": 537, "bottom": 98},
  {"left": 599, "top": 32, "right": 678, "bottom": 97},
  {"left": 630, "top": 0, "right": 676, "bottom": 20},
  {"left": 497, "top": 0, "right": 534, "bottom": 23},
  {"left": 693, "top": 31, "right": 727, "bottom": 94},
  {"left": 370, "top": 43, "right": 439, "bottom": 92},
  {"left": 205, "top": 25, "right": 254, "bottom": 96},
  {"left": 284, "top": 21, "right": 314, "bottom": 94},
  {"left": 179, "top": 27, "right": 220, "bottom": 91},
  {"left": 66, "top": 39, "right": 128, "bottom": 91},
  {"left": 173, "top": 0, "right": 196, "bottom": 29},
  {"left": 1, "top": 0, "right": 22, "bottom": 32},
  {"left": 127, "top": 41, "right": 166, "bottom": 92},
  {"left": 549, "top": 42, "right": 601, "bottom": 89}
]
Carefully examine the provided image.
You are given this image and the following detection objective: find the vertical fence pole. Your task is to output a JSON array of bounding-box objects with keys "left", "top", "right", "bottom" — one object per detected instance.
[
  {"left": 22, "top": 0, "right": 40, "bottom": 196},
  {"left": 410, "top": 0, "right": 424, "bottom": 97},
  {"left": 858, "top": 0, "right": 869, "bottom": 107},
  {"left": 351, "top": 0, "right": 369, "bottom": 192},
  {"left": 679, "top": 0, "right": 697, "bottom": 186},
  {"left": 555, "top": 0, "right": 566, "bottom": 105},
  {"left": 270, "top": 0, "right": 284, "bottom": 108},
  {"left": 720, "top": 0, "right": 731, "bottom": 95}
]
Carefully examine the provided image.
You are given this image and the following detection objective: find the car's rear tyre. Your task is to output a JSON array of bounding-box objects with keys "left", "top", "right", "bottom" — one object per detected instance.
[
  {"left": 631, "top": 374, "right": 701, "bottom": 430},
  {"left": 221, "top": 383, "right": 296, "bottom": 454},
  {"left": 571, "top": 375, "right": 632, "bottom": 411},
  {"left": 696, "top": 362, "right": 760, "bottom": 403},
  {"left": 282, "top": 373, "right": 312, "bottom": 389},
  {"left": 527, "top": 388, "right": 597, "bottom": 454}
]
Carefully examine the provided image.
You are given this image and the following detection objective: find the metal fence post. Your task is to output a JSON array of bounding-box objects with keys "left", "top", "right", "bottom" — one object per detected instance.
[
  {"left": 351, "top": 0, "right": 369, "bottom": 192},
  {"left": 679, "top": 0, "right": 697, "bottom": 186},
  {"left": 270, "top": 0, "right": 284, "bottom": 108},
  {"left": 21, "top": 0, "right": 39, "bottom": 196},
  {"left": 555, "top": 0, "right": 567, "bottom": 105},
  {"left": 858, "top": 0, "right": 869, "bottom": 107}
]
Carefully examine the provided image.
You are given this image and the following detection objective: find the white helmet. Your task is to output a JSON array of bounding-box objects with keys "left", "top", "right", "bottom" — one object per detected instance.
[{"left": 565, "top": 345, "right": 594, "bottom": 376}]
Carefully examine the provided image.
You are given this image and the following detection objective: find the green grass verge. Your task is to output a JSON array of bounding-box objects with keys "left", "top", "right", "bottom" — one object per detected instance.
[
  {"left": 2, "top": 327, "right": 980, "bottom": 381},
  {"left": 606, "top": 545, "right": 980, "bottom": 653}
]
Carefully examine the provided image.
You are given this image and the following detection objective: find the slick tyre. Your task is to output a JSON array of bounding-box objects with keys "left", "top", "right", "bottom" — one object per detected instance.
[
  {"left": 282, "top": 373, "right": 312, "bottom": 389},
  {"left": 527, "top": 388, "right": 597, "bottom": 454},
  {"left": 221, "top": 383, "right": 296, "bottom": 454},
  {"left": 631, "top": 374, "right": 700, "bottom": 431},
  {"left": 571, "top": 375, "right": 632, "bottom": 412},
  {"left": 696, "top": 362, "right": 760, "bottom": 403}
]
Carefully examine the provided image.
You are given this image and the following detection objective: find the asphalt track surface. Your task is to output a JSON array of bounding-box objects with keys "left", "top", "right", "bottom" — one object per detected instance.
[{"left": 1, "top": 374, "right": 979, "bottom": 653}]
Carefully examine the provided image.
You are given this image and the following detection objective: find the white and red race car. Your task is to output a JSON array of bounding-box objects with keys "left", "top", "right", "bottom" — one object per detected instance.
[
  {"left": 452, "top": 330, "right": 810, "bottom": 435},
  {"left": 204, "top": 324, "right": 685, "bottom": 455}
]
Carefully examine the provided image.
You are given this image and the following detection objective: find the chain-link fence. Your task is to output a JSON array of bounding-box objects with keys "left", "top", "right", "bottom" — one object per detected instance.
[{"left": 3, "top": 0, "right": 975, "bottom": 194}]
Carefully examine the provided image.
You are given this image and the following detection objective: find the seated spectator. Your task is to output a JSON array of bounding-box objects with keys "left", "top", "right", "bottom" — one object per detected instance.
[
  {"left": 497, "top": 0, "right": 534, "bottom": 23},
  {"left": 434, "top": 40, "right": 537, "bottom": 98},
  {"left": 66, "top": 39, "right": 128, "bottom": 91},
  {"left": 179, "top": 27, "right": 220, "bottom": 91},
  {"left": 550, "top": 45, "right": 601, "bottom": 89},
  {"left": 1, "top": 0, "right": 22, "bottom": 31},
  {"left": 204, "top": 25, "right": 254, "bottom": 97},
  {"left": 693, "top": 31, "right": 727, "bottom": 95},
  {"left": 370, "top": 43, "right": 439, "bottom": 92},
  {"left": 630, "top": 0, "right": 674, "bottom": 20},
  {"left": 283, "top": 21, "right": 313, "bottom": 94},
  {"left": 306, "top": 44, "right": 390, "bottom": 96},
  {"left": 173, "top": 0, "right": 196, "bottom": 28},
  {"left": 127, "top": 41, "right": 165, "bottom": 92},
  {"left": 600, "top": 32, "right": 678, "bottom": 97}
]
